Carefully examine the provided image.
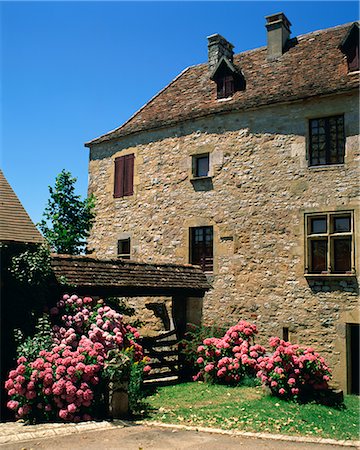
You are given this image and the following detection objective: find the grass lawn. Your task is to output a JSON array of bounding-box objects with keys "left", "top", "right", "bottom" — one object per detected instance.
[{"left": 145, "top": 382, "right": 360, "bottom": 441}]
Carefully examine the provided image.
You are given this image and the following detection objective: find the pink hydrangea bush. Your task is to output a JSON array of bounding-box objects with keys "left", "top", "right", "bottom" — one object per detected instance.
[
  {"left": 193, "top": 320, "right": 266, "bottom": 385},
  {"left": 5, "top": 294, "right": 149, "bottom": 422},
  {"left": 256, "top": 336, "right": 332, "bottom": 400}
]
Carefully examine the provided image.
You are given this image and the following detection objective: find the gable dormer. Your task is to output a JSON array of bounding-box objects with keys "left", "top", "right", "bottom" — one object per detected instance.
[
  {"left": 207, "top": 34, "right": 245, "bottom": 99},
  {"left": 210, "top": 56, "right": 245, "bottom": 99},
  {"left": 339, "top": 22, "right": 359, "bottom": 72}
]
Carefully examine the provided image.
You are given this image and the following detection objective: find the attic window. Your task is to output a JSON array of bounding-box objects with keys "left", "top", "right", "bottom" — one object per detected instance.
[
  {"left": 339, "top": 23, "right": 359, "bottom": 72},
  {"left": 217, "top": 75, "right": 235, "bottom": 99},
  {"left": 210, "top": 57, "right": 245, "bottom": 100},
  {"left": 346, "top": 41, "right": 359, "bottom": 72}
]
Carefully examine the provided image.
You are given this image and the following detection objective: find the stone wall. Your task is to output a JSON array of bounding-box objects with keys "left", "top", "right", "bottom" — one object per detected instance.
[{"left": 87, "top": 92, "right": 359, "bottom": 391}]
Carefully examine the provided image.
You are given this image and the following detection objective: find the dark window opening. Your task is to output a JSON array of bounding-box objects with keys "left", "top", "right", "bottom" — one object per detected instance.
[
  {"left": 333, "top": 238, "right": 351, "bottom": 273},
  {"left": 117, "top": 238, "right": 131, "bottom": 259},
  {"left": 310, "top": 240, "right": 327, "bottom": 273},
  {"left": 190, "top": 226, "right": 213, "bottom": 272},
  {"left": 346, "top": 42, "right": 359, "bottom": 71},
  {"left": 347, "top": 324, "right": 360, "bottom": 395},
  {"left": 282, "top": 327, "right": 289, "bottom": 341},
  {"left": 340, "top": 24, "right": 359, "bottom": 72},
  {"left": 309, "top": 116, "right": 345, "bottom": 166},
  {"left": 193, "top": 154, "right": 209, "bottom": 178},
  {"left": 217, "top": 75, "right": 235, "bottom": 99},
  {"left": 114, "top": 154, "right": 134, "bottom": 198}
]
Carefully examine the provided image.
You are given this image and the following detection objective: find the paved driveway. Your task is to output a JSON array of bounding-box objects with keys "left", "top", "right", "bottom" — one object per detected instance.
[{"left": 0, "top": 422, "right": 358, "bottom": 450}]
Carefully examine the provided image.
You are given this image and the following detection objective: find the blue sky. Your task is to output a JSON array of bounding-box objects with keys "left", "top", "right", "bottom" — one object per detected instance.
[{"left": 1, "top": 1, "right": 358, "bottom": 225}]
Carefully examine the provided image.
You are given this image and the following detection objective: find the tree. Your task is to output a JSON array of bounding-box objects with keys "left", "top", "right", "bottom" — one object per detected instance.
[{"left": 38, "top": 170, "right": 95, "bottom": 254}]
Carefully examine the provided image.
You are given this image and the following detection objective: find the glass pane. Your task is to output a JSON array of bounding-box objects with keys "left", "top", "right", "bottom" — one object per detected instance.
[
  {"left": 333, "top": 238, "right": 351, "bottom": 272},
  {"left": 333, "top": 216, "right": 351, "bottom": 232},
  {"left": 310, "top": 240, "right": 327, "bottom": 273},
  {"left": 310, "top": 218, "right": 327, "bottom": 234},
  {"left": 118, "top": 238, "right": 130, "bottom": 256},
  {"left": 196, "top": 156, "right": 209, "bottom": 177}
]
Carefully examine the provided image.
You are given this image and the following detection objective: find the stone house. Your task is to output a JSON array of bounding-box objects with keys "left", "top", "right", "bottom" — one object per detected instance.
[{"left": 85, "top": 14, "right": 359, "bottom": 393}]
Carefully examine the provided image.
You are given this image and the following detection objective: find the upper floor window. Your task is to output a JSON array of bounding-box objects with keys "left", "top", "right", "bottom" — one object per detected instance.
[
  {"left": 309, "top": 115, "right": 345, "bottom": 166},
  {"left": 189, "top": 226, "right": 213, "bottom": 272},
  {"left": 217, "top": 75, "right": 235, "bottom": 99},
  {"left": 305, "top": 211, "right": 354, "bottom": 275},
  {"left": 114, "top": 154, "right": 134, "bottom": 198},
  {"left": 117, "top": 238, "right": 131, "bottom": 259},
  {"left": 192, "top": 153, "right": 209, "bottom": 178},
  {"left": 339, "top": 23, "right": 359, "bottom": 72}
]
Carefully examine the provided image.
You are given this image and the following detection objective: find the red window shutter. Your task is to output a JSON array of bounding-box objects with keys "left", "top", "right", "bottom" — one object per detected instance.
[
  {"left": 123, "top": 154, "right": 134, "bottom": 196},
  {"left": 114, "top": 157, "right": 125, "bottom": 198}
]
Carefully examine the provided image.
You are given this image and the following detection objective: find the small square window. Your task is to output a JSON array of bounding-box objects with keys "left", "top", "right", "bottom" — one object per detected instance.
[
  {"left": 192, "top": 154, "right": 209, "bottom": 178},
  {"left": 118, "top": 238, "right": 131, "bottom": 259}
]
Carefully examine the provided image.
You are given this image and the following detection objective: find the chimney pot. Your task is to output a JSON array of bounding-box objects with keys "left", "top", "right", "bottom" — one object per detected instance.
[{"left": 265, "top": 12, "right": 292, "bottom": 59}]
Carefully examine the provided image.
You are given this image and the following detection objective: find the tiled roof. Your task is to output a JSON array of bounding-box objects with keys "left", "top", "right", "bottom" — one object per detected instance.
[
  {"left": 0, "top": 170, "right": 44, "bottom": 244},
  {"left": 86, "top": 22, "right": 359, "bottom": 146},
  {"left": 50, "top": 254, "right": 211, "bottom": 295}
]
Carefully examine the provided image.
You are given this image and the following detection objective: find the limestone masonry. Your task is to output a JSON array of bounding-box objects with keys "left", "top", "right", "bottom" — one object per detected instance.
[{"left": 86, "top": 15, "right": 359, "bottom": 392}]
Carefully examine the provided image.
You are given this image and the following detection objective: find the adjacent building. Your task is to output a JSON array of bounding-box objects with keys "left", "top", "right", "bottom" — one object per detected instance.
[{"left": 86, "top": 15, "right": 359, "bottom": 393}]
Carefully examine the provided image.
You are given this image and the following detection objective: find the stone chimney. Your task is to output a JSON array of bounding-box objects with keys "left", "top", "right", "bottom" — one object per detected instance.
[
  {"left": 207, "top": 34, "right": 234, "bottom": 72},
  {"left": 265, "top": 12, "right": 291, "bottom": 59}
]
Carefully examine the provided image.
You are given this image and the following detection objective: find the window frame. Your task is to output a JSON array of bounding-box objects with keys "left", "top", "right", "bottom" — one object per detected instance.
[
  {"left": 217, "top": 75, "right": 235, "bottom": 99},
  {"left": 114, "top": 154, "right": 135, "bottom": 198},
  {"left": 308, "top": 115, "right": 345, "bottom": 167},
  {"left": 117, "top": 238, "right": 131, "bottom": 260},
  {"left": 192, "top": 153, "right": 210, "bottom": 179},
  {"left": 304, "top": 211, "right": 355, "bottom": 276},
  {"left": 189, "top": 226, "right": 214, "bottom": 272}
]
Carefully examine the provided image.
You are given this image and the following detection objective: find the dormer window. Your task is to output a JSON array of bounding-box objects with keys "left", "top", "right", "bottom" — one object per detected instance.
[
  {"left": 339, "top": 23, "right": 359, "bottom": 72},
  {"left": 210, "top": 56, "right": 245, "bottom": 100},
  {"left": 217, "top": 75, "right": 235, "bottom": 99}
]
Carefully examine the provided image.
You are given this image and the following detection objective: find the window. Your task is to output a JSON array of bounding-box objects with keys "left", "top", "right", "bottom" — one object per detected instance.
[
  {"left": 217, "top": 75, "right": 235, "bottom": 99},
  {"left": 192, "top": 154, "right": 209, "bottom": 178},
  {"left": 305, "top": 212, "right": 354, "bottom": 275},
  {"left": 190, "top": 226, "right": 213, "bottom": 272},
  {"left": 309, "top": 116, "right": 345, "bottom": 166},
  {"left": 282, "top": 327, "right": 289, "bottom": 341},
  {"left": 339, "top": 23, "right": 359, "bottom": 72},
  {"left": 117, "top": 238, "right": 131, "bottom": 259},
  {"left": 114, "top": 154, "right": 134, "bottom": 198},
  {"left": 345, "top": 41, "right": 359, "bottom": 72}
]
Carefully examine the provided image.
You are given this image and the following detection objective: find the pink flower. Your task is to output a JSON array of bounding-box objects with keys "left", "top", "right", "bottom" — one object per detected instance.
[
  {"left": 67, "top": 403, "right": 77, "bottom": 413},
  {"left": 7, "top": 400, "right": 19, "bottom": 410},
  {"left": 288, "top": 378, "right": 296, "bottom": 385},
  {"left": 279, "top": 388, "right": 286, "bottom": 395}
]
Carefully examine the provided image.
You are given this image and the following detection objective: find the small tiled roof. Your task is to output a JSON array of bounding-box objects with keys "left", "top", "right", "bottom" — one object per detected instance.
[
  {"left": 50, "top": 254, "right": 211, "bottom": 295},
  {"left": 86, "top": 22, "right": 359, "bottom": 146},
  {"left": 0, "top": 170, "right": 44, "bottom": 244}
]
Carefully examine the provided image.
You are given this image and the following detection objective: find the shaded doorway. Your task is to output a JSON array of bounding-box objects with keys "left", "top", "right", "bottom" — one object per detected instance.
[{"left": 347, "top": 323, "right": 359, "bottom": 395}]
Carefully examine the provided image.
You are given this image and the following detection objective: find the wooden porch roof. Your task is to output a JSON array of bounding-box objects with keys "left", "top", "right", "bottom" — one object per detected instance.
[{"left": 50, "top": 254, "right": 211, "bottom": 297}]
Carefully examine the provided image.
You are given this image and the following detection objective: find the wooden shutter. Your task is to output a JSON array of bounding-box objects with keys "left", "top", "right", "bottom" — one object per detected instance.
[
  {"left": 114, "top": 157, "right": 125, "bottom": 198},
  {"left": 123, "top": 154, "right": 134, "bottom": 196}
]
